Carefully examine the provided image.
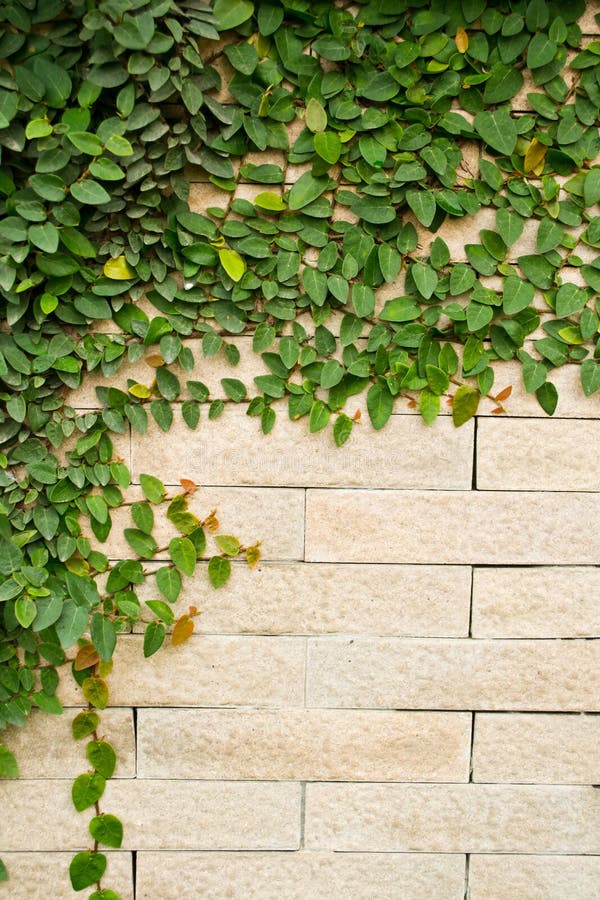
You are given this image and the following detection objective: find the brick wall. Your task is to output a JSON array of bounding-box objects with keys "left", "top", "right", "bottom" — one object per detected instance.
[{"left": 2, "top": 6, "right": 600, "bottom": 896}]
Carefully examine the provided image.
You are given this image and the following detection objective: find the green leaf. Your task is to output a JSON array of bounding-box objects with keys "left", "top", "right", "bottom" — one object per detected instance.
[
  {"left": 483, "top": 64, "right": 523, "bottom": 103},
  {"left": 169, "top": 536, "right": 196, "bottom": 576},
  {"left": 156, "top": 566, "right": 182, "bottom": 602},
  {"left": 419, "top": 388, "right": 440, "bottom": 425},
  {"left": 131, "top": 501, "right": 154, "bottom": 535},
  {"left": 89, "top": 814, "right": 123, "bottom": 849},
  {"left": 412, "top": 263, "right": 438, "bottom": 299},
  {"left": 306, "top": 98, "right": 327, "bottom": 132},
  {"left": 0, "top": 859, "right": 7, "bottom": 882},
  {"left": 143, "top": 620, "right": 166, "bottom": 658},
  {"left": 309, "top": 399, "right": 331, "bottom": 433},
  {"left": 82, "top": 676, "right": 109, "bottom": 710},
  {"left": 31, "top": 58, "right": 72, "bottom": 108},
  {"left": 474, "top": 109, "right": 517, "bottom": 155},
  {"left": 555, "top": 283, "right": 587, "bottom": 318},
  {"left": 29, "top": 222, "right": 59, "bottom": 253},
  {"left": 406, "top": 190, "right": 436, "bottom": 227},
  {"left": 72, "top": 772, "right": 106, "bottom": 812},
  {"left": 536, "top": 381, "right": 558, "bottom": 415},
  {"left": 72, "top": 711, "right": 99, "bottom": 741},
  {"left": 208, "top": 555, "right": 231, "bottom": 588},
  {"left": 314, "top": 131, "right": 341, "bottom": 164},
  {"left": 214, "top": 0, "right": 254, "bottom": 30},
  {"left": 333, "top": 414, "right": 353, "bottom": 447},
  {"left": 86, "top": 741, "right": 117, "bottom": 779},
  {"left": 124, "top": 528, "right": 157, "bottom": 558},
  {"left": 502, "top": 276, "right": 535, "bottom": 315},
  {"left": 426, "top": 365, "right": 450, "bottom": 396},
  {"left": 581, "top": 359, "right": 600, "bottom": 396},
  {"left": 146, "top": 600, "right": 175, "bottom": 625},
  {"left": 452, "top": 385, "right": 480, "bottom": 427},
  {"left": 288, "top": 173, "right": 329, "bottom": 210},
  {"left": 69, "top": 852, "right": 107, "bottom": 891},
  {"left": 70, "top": 179, "right": 111, "bottom": 206},
  {"left": 114, "top": 11, "right": 155, "bottom": 49},
  {"left": 67, "top": 131, "right": 103, "bottom": 155},
  {"left": 527, "top": 33, "right": 558, "bottom": 68},
  {"left": 0, "top": 744, "right": 18, "bottom": 778},
  {"left": 221, "top": 378, "right": 247, "bottom": 402},
  {"left": 352, "top": 284, "right": 375, "bottom": 317},
  {"left": 367, "top": 383, "right": 394, "bottom": 430},
  {"left": 90, "top": 613, "right": 116, "bottom": 662},
  {"left": 254, "top": 192, "right": 286, "bottom": 211},
  {"left": 140, "top": 473, "right": 165, "bottom": 504}
]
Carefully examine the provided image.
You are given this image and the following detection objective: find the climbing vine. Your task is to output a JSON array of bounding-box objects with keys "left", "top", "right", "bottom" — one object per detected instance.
[{"left": 1, "top": 0, "right": 600, "bottom": 892}]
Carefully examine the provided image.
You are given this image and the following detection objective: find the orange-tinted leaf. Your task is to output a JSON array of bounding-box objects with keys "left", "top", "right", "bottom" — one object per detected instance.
[
  {"left": 180, "top": 478, "right": 198, "bottom": 494},
  {"left": 246, "top": 543, "right": 261, "bottom": 569},
  {"left": 455, "top": 28, "right": 469, "bottom": 53},
  {"left": 171, "top": 615, "right": 194, "bottom": 646},
  {"left": 204, "top": 511, "right": 219, "bottom": 533},
  {"left": 524, "top": 138, "right": 547, "bottom": 174},
  {"left": 144, "top": 353, "right": 164, "bottom": 368},
  {"left": 491, "top": 405, "right": 505, "bottom": 414},
  {"left": 188, "top": 605, "right": 199, "bottom": 617},
  {"left": 74, "top": 644, "right": 100, "bottom": 671},
  {"left": 352, "top": 409, "right": 362, "bottom": 421},
  {"left": 494, "top": 385, "right": 513, "bottom": 402},
  {"left": 407, "top": 398, "right": 417, "bottom": 408}
]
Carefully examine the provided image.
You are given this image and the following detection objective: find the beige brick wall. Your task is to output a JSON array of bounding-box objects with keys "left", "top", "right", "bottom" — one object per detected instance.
[{"left": 4, "top": 7, "right": 600, "bottom": 896}]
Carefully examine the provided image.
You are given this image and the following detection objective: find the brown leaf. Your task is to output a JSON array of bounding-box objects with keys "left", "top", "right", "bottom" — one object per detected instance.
[
  {"left": 204, "top": 511, "right": 219, "bottom": 533},
  {"left": 491, "top": 405, "right": 505, "bottom": 415},
  {"left": 172, "top": 615, "right": 194, "bottom": 647},
  {"left": 180, "top": 478, "right": 198, "bottom": 494},
  {"left": 494, "top": 385, "right": 512, "bottom": 402},
  {"left": 352, "top": 409, "right": 362, "bottom": 421},
  {"left": 144, "top": 353, "right": 164, "bottom": 368},
  {"left": 74, "top": 643, "right": 100, "bottom": 671}
]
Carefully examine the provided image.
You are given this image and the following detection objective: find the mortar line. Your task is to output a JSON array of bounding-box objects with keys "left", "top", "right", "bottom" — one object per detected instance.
[
  {"left": 463, "top": 853, "right": 470, "bottom": 900},
  {"left": 299, "top": 782, "right": 307, "bottom": 849},
  {"left": 471, "top": 417, "right": 478, "bottom": 491},
  {"left": 469, "top": 712, "right": 476, "bottom": 783},
  {"left": 132, "top": 849, "right": 137, "bottom": 899}
]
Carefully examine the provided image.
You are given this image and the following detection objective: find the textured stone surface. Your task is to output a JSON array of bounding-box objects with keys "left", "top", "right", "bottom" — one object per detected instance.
[
  {"left": 136, "top": 709, "right": 471, "bottom": 782},
  {"left": 472, "top": 714, "right": 600, "bottom": 785},
  {"left": 1, "top": 708, "right": 135, "bottom": 778},
  {"left": 305, "top": 489, "right": 600, "bottom": 564},
  {"left": 134, "top": 561, "right": 472, "bottom": 636},
  {"left": 99, "top": 485, "right": 305, "bottom": 561},
  {"left": 477, "top": 419, "right": 600, "bottom": 491},
  {"left": 0, "top": 780, "right": 300, "bottom": 850},
  {"left": 306, "top": 638, "right": 600, "bottom": 711},
  {"left": 304, "top": 783, "right": 600, "bottom": 853},
  {"left": 136, "top": 851, "right": 466, "bottom": 900},
  {"left": 0, "top": 853, "right": 133, "bottom": 899},
  {"left": 131, "top": 409, "right": 474, "bottom": 489},
  {"left": 471, "top": 566, "right": 600, "bottom": 637},
  {"left": 468, "top": 855, "right": 600, "bottom": 900},
  {"left": 60, "top": 635, "right": 305, "bottom": 708}
]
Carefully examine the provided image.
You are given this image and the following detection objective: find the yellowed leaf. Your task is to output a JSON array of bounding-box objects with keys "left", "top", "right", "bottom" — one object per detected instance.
[
  {"left": 128, "top": 383, "right": 151, "bottom": 398},
  {"left": 103, "top": 255, "right": 134, "bottom": 280},
  {"left": 455, "top": 28, "right": 469, "bottom": 53},
  {"left": 171, "top": 615, "right": 194, "bottom": 647},
  {"left": 524, "top": 138, "right": 547, "bottom": 173},
  {"left": 246, "top": 543, "right": 261, "bottom": 569}
]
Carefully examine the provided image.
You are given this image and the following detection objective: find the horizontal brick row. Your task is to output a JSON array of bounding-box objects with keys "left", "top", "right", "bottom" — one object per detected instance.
[
  {"left": 57, "top": 636, "right": 598, "bottom": 711},
  {"left": 135, "top": 851, "right": 466, "bottom": 899},
  {"left": 305, "top": 490, "right": 600, "bottom": 564},
  {"left": 3, "top": 782, "right": 597, "bottom": 854},
  {"left": 136, "top": 710, "right": 471, "bottom": 783},
  {"left": 132, "top": 561, "right": 472, "bottom": 637},
  {"left": 136, "top": 710, "right": 599, "bottom": 785}
]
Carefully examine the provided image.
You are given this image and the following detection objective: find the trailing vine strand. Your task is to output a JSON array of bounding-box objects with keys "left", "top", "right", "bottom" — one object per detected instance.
[{"left": 1, "top": 0, "right": 600, "bottom": 891}]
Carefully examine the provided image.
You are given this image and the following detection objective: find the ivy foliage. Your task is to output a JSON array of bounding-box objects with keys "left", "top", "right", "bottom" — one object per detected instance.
[{"left": 1, "top": 0, "right": 600, "bottom": 888}]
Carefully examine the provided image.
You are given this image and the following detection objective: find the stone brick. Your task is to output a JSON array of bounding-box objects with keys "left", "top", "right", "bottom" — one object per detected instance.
[
  {"left": 477, "top": 359, "right": 600, "bottom": 418},
  {"left": 131, "top": 409, "right": 473, "bottom": 489},
  {"left": 468, "top": 855, "right": 600, "bottom": 900},
  {"left": 306, "top": 637, "right": 599, "bottom": 711},
  {"left": 304, "top": 783, "right": 600, "bottom": 853},
  {"left": 0, "top": 780, "right": 300, "bottom": 851},
  {"left": 136, "top": 709, "right": 471, "bottom": 782},
  {"left": 133, "top": 561, "right": 472, "bottom": 636},
  {"left": 579, "top": 3, "right": 600, "bottom": 33},
  {"left": 305, "top": 489, "right": 600, "bottom": 564},
  {"left": 2, "top": 708, "right": 135, "bottom": 778},
  {"left": 136, "top": 851, "right": 466, "bottom": 900},
  {"left": 0, "top": 852, "right": 133, "bottom": 899},
  {"left": 59, "top": 635, "right": 305, "bottom": 708},
  {"left": 471, "top": 566, "right": 600, "bottom": 637},
  {"left": 477, "top": 419, "right": 600, "bottom": 490},
  {"left": 472, "top": 713, "right": 600, "bottom": 784},
  {"left": 98, "top": 486, "right": 305, "bottom": 561}
]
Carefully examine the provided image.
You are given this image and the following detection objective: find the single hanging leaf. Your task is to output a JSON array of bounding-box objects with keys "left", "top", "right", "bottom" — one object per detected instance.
[
  {"left": 452, "top": 385, "right": 480, "bottom": 427},
  {"left": 86, "top": 741, "right": 117, "bottom": 779},
  {"left": 72, "top": 772, "right": 106, "bottom": 812},
  {"left": 208, "top": 555, "right": 231, "bottom": 588},
  {"left": 169, "top": 536, "right": 197, "bottom": 576},
  {"left": 82, "top": 676, "right": 109, "bottom": 710},
  {"left": 143, "top": 620, "right": 166, "bottom": 658},
  {"left": 89, "top": 814, "right": 123, "bottom": 849},
  {"left": 215, "top": 535, "right": 241, "bottom": 556},
  {"left": 69, "top": 852, "right": 107, "bottom": 891},
  {"left": 367, "top": 383, "right": 394, "bottom": 430},
  {"left": 72, "top": 711, "right": 99, "bottom": 740},
  {"left": 581, "top": 359, "right": 600, "bottom": 396},
  {"left": 90, "top": 613, "right": 117, "bottom": 662},
  {"left": 172, "top": 615, "right": 194, "bottom": 646}
]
